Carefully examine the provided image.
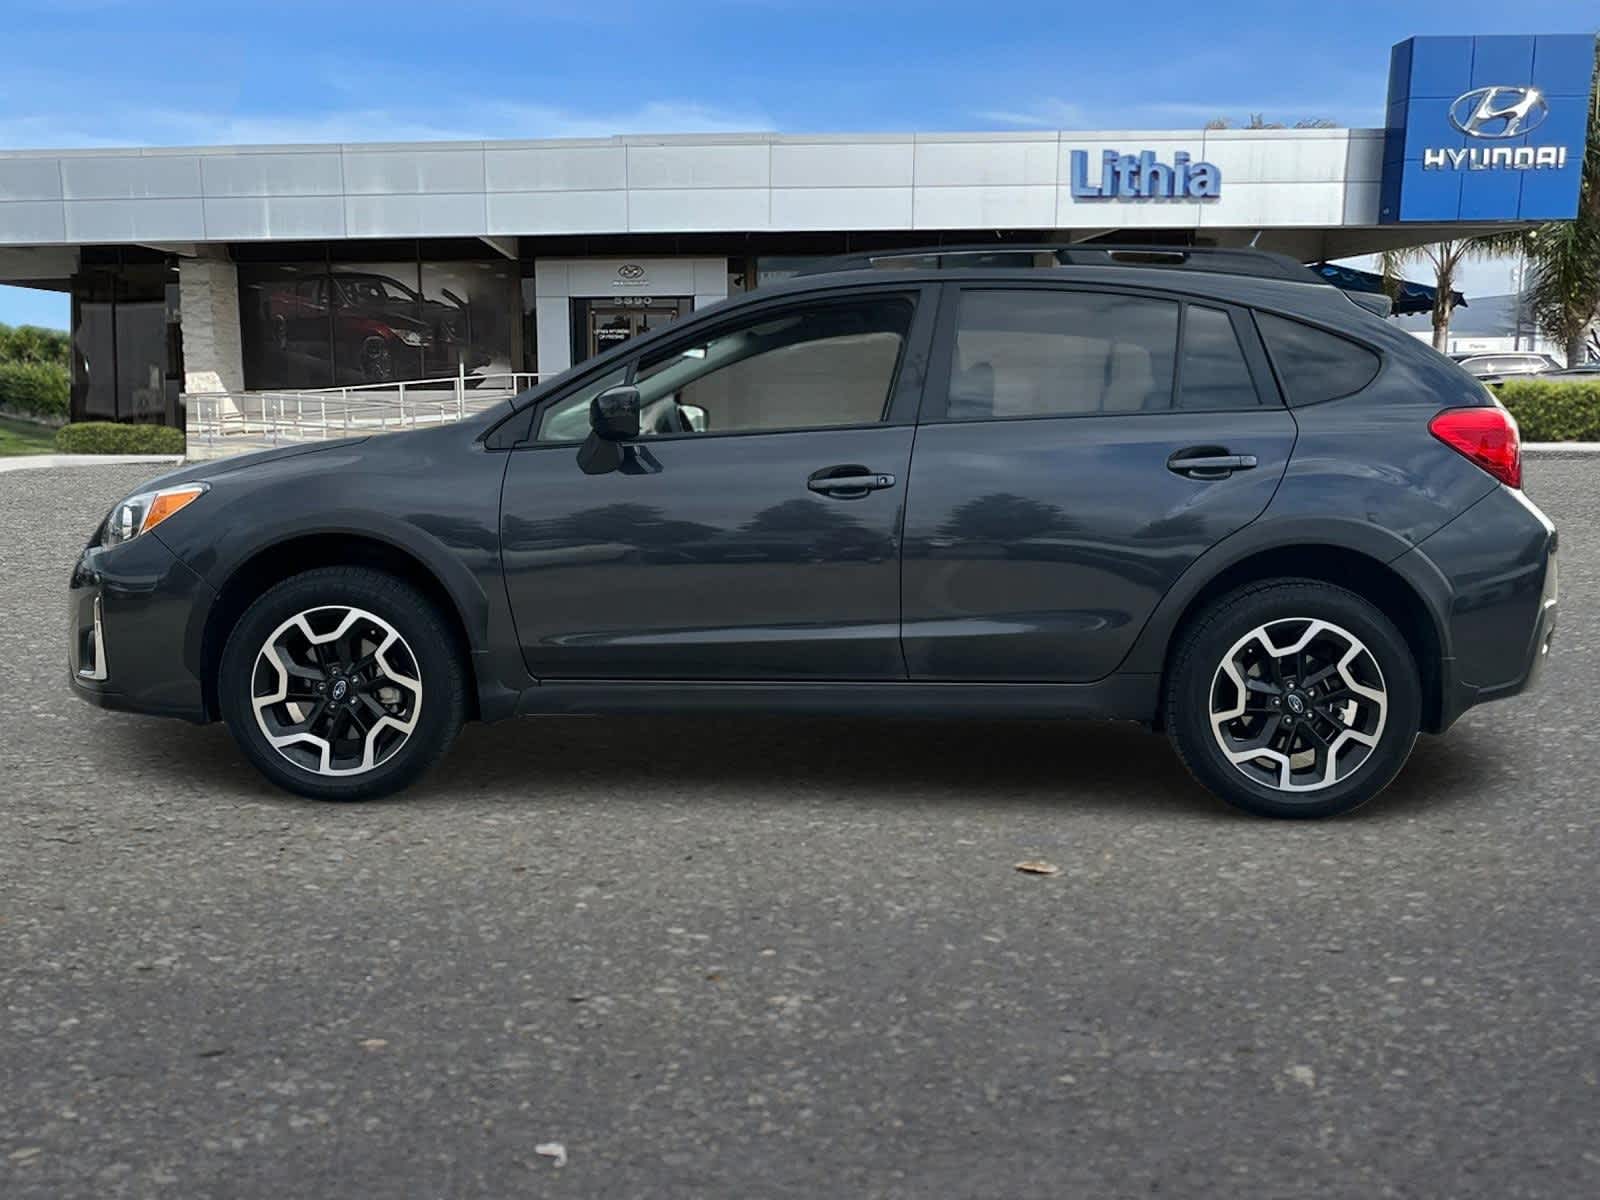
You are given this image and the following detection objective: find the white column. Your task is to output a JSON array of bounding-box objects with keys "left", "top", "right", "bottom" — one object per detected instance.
[
  {"left": 532, "top": 259, "right": 572, "bottom": 377},
  {"left": 691, "top": 258, "right": 729, "bottom": 311},
  {"left": 177, "top": 257, "right": 243, "bottom": 394},
  {"left": 534, "top": 298, "right": 572, "bottom": 376}
]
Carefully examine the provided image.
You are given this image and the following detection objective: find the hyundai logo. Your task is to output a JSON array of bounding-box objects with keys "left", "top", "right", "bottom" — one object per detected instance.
[
  {"left": 1449, "top": 86, "right": 1549, "bottom": 139},
  {"left": 616, "top": 263, "right": 646, "bottom": 281}
]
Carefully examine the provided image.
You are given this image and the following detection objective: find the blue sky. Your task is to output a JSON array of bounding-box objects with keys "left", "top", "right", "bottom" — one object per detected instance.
[{"left": 3, "top": 0, "right": 1597, "bottom": 329}]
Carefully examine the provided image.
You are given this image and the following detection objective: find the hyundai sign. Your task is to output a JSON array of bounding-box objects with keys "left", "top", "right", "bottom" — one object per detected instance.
[{"left": 1380, "top": 35, "right": 1596, "bottom": 223}]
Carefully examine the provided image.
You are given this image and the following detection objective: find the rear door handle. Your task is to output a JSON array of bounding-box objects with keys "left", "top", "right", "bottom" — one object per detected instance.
[
  {"left": 1167, "top": 450, "right": 1258, "bottom": 480},
  {"left": 807, "top": 467, "right": 897, "bottom": 497}
]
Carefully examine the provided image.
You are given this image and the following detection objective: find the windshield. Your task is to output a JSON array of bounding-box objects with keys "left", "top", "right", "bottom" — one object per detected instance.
[{"left": 335, "top": 275, "right": 419, "bottom": 307}]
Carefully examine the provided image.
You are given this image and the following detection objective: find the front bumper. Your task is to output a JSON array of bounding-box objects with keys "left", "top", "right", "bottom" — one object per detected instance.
[{"left": 68, "top": 531, "right": 217, "bottom": 723}]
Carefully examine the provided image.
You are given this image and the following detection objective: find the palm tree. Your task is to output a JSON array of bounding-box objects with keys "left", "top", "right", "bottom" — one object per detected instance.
[
  {"left": 1379, "top": 240, "right": 1502, "bottom": 352},
  {"left": 1519, "top": 220, "right": 1600, "bottom": 366}
]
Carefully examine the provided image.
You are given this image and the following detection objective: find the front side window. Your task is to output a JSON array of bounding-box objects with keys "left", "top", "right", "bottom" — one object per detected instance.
[
  {"left": 536, "top": 294, "right": 914, "bottom": 442},
  {"left": 537, "top": 366, "right": 628, "bottom": 443},
  {"left": 946, "top": 289, "right": 1179, "bottom": 420}
]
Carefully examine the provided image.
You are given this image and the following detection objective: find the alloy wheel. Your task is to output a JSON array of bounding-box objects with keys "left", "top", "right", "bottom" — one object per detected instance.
[
  {"left": 250, "top": 605, "right": 422, "bottom": 776},
  {"left": 363, "top": 338, "right": 394, "bottom": 382},
  {"left": 1209, "top": 617, "right": 1387, "bottom": 793}
]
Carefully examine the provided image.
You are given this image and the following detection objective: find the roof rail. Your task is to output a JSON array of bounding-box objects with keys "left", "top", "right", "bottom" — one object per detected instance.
[{"left": 796, "top": 243, "right": 1330, "bottom": 286}]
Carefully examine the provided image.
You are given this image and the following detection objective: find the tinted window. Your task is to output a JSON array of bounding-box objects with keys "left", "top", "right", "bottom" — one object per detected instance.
[
  {"left": 1255, "top": 312, "right": 1381, "bottom": 406},
  {"left": 1179, "top": 305, "right": 1259, "bottom": 409},
  {"left": 238, "top": 258, "right": 518, "bottom": 391},
  {"left": 536, "top": 365, "right": 628, "bottom": 442},
  {"left": 536, "top": 295, "right": 913, "bottom": 442},
  {"left": 947, "top": 290, "right": 1178, "bottom": 419}
]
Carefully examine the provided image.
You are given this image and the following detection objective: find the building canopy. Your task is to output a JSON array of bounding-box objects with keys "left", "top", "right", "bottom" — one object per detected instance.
[{"left": 1311, "top": 262, "right": 1467, "bottom": 317}]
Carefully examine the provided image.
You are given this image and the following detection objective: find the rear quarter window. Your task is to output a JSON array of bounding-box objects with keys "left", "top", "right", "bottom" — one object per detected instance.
[{"left": 1254, "top": 311, "right": 1381, "bottom": 406}]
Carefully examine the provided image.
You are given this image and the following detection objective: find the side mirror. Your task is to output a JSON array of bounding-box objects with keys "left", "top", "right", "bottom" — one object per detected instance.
[
  {"left": 678, "top": 403, "right": 708, "bottom": 433},
  {"left": 590, "top": 385, "right": 640, "bottom": 441}
]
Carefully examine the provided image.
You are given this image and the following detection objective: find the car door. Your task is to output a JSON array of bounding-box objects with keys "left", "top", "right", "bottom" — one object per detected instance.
[
  {"left": 500, "top": 284, "right": 936, "bottom": 680},
  {"left": 900, "top": 283, "right": 1298, "bottom": 682}
]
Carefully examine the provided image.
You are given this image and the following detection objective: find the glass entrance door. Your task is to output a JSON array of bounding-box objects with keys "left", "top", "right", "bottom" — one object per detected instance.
[{"left": 574, "top": 296, "right": 690, "bottom": 363}]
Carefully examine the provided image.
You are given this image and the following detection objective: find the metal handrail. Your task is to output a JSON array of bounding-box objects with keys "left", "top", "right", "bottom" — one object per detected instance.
[{"left": 182, "top": 368, "right": 555, "bottom": 458}]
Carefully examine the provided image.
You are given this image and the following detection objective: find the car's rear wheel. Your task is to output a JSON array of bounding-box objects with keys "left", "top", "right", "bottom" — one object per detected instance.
[
  {"left": 218, "top": 567, "right": 465, "bottom": 801},
  {"left": 1164, "top": 579, "right": 1421, "bottom": 819}
]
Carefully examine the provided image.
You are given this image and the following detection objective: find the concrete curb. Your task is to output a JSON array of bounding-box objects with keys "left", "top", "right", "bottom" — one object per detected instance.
[
  {"left": 0, "top": 454, "right": 185, "bottom": 474},
  {"left": 1525, "top": 443, "right": 1600, "bottom": 455}
]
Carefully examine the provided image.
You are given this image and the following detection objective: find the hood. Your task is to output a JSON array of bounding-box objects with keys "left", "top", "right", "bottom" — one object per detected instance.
[{"left": 138, "top": 437, "right": 369, "bottom": 491}]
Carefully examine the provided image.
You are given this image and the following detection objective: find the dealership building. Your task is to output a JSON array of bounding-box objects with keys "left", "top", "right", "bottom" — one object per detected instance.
[{"left": 0, "top": 33, "right": 1592, "bottom": 432}]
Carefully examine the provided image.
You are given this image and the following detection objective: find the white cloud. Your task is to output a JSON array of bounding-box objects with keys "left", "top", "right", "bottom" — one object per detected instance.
[
  {"left": 969, "top": 98, "right": 1089, "bottom": 129},
  {"left": 0, "top": 98, "right": 775, "bottom": 150}
]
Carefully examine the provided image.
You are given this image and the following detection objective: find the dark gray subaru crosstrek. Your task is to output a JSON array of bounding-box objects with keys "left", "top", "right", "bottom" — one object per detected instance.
[{"left": 68, "top": 246, "right": 1557, "bottom": 818}]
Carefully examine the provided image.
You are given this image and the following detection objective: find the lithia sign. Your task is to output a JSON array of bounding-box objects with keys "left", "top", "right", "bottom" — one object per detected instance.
[{"left": 1068, "top": 149, "right": 1222, "bottom": 200}]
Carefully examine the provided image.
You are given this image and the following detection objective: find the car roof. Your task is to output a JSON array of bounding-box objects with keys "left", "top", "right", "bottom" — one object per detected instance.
[{"left": 753, "top": 262, "right": 1367, "bottom": 322}]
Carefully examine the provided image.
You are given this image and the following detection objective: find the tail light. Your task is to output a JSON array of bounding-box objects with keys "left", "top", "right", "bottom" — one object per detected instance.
[{"left": 1429, "top": 406, "right": 1522, "bottom": 489}]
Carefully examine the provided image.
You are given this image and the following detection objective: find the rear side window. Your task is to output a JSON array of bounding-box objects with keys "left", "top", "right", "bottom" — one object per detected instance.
[
  {"left": 1179, "top": 305, "right": 1260, "bottom": 410},
  {"left": 947, "top": 289, "right": 1178, "bottom": 419},
  {"left": 1255, "top": 312, "right": 1381, "bottom": 406}
]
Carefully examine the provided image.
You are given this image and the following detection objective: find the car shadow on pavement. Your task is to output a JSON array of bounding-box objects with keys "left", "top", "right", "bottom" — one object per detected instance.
[{"left": 124, "top": 711, "right": 1511, "bottom": 822}]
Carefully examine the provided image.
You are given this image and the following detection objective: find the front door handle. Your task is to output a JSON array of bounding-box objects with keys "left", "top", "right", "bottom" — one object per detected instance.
[
  {"left": 1167, "top": 448, "right": 1258, "bottom": 480},
  {"left": 807, "top": 466, "right": 897, "bottom": 498}
]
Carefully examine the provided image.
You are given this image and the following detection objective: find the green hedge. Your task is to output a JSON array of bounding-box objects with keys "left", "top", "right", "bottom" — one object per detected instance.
[
  {"left": 0, "top": 361, "right": 69, "bottom": 420},
  {"left": 1494, "top": 379, "right": 1600, "bottom": 443},
  {"left": 55, "top": 422, "right": 185, "bottom": 455}
]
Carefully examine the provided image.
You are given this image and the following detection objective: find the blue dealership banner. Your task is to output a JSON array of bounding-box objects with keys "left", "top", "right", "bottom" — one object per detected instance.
[{"left": 1381, "top": 35, "right": 1596, "bottom": 223}]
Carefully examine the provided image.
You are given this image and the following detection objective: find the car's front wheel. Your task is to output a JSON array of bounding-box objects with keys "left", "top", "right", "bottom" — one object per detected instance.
[
  {"left": 218, "top": 567, "right": 466, "bottom": 801},
  {"left": 1164, "top": 579, "right": 1421, "bottom": 819}
]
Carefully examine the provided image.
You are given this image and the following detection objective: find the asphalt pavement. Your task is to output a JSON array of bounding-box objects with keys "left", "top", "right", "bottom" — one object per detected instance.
[{"left": 2, "top": 459, "right": 1596, "bottom": 1198}]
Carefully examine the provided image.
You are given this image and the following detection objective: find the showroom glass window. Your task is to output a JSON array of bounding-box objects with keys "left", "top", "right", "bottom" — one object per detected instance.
[
  {"left": 945, "top": 289, "right": 1179, "bottom": 419},
  {"left": 536, "top": 295, "right": 914, "bottom": 442},
  {"left": 69, "top": 256, "right": 181, "bottom": 425},
  {"left": 238, "top": 246, "right": 518, "bottom": 391}
]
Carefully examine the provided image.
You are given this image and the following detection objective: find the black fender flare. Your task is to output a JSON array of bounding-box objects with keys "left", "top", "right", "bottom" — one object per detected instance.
[{"left": 1116, "top": 514, "right": 1456, "bottom": 677}]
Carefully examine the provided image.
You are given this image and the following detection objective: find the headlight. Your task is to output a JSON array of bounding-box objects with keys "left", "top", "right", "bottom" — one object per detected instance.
[
  {"left": 396, "top": 329, "right": 427, "bottom": 347},
  {"left": 102, "top": 483, "right": 208, "bottom": 547}
]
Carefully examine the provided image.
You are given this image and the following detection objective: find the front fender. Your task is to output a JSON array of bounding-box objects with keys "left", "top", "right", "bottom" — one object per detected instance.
[{"left": 150, "top": 434, "right": 520, "bottom": 714}]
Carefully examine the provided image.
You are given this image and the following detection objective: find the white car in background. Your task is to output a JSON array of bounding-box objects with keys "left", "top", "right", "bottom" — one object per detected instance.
[{"left": 1450, "top": 351, "right": 1561, "bottom": 383}]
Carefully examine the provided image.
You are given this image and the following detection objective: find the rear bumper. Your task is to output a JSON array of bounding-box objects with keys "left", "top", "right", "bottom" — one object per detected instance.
[
  {"left": 67, "top": 532, "right": 216, "bottom": 723},
  {"left": 1404, "top": 485, "right": 1557, "bottom": 732}
]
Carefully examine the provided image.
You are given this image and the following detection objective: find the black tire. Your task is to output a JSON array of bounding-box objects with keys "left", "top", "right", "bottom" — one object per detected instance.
[
  {"left": 1164, "top": 579, "right": 1421, "bottom": 819},
  {"left": 218, "top": 567, "right": 466, "bottom": 801}
]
